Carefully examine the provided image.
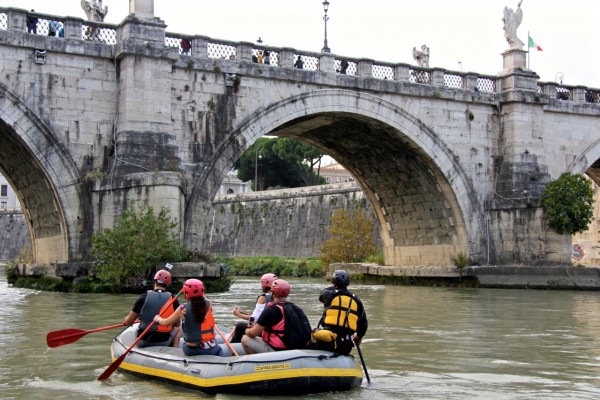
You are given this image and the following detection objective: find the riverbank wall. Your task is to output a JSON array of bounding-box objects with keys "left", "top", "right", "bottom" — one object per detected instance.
[
  {"left": 203, "top": 183, "right": 380, "bottom": 257},
  {"left": 0, "top": 183, "right": 379, "bottom": 262},
  {"left": 0, "top": 211, "right": 29, "bottom": 262},
  {"left": 331, "top": 263, "right": 600, "bottom": 290}
]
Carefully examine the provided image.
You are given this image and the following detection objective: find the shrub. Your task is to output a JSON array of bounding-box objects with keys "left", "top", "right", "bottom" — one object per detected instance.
[
  {"left": 541, "top": 173, "right": 594, "bottom": 235},
  {"left": 318, "top": 208, "right": 379, "bottom": 268},
  {"left": 451, "top": 252, "right": 470, "bottom": 268},
  {"left": 91, "top": 202, "right": 187, "bottom": 290}
]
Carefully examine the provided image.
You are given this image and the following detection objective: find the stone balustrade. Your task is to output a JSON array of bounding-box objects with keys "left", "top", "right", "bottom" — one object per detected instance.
[{"left": 2, "top": 6, "right": 598, "bottom": 103}]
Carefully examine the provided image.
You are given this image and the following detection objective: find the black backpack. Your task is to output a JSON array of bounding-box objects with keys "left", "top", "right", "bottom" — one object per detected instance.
[{"left": 280, "top": 302, "right": 312, "bottom": 349}]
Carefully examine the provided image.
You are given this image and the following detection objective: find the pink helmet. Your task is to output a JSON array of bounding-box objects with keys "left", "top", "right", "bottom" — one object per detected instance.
[
  {"left": 183, "top": 279, "right": 205, "bottom": 299},
  {"left": 154, "top": 270, "right": 172, "bottom": 286},
  {"left": 271, "top": 279, "right": 291, "bottom": 298},
  {"left": 261, "top": 273, "right": 277, "bottom": 289}
]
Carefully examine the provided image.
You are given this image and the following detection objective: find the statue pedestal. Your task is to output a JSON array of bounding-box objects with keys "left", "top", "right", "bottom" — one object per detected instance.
[
  {"left": 500, "top": 48, "right": 528, "bottom": 74},
  {"left": 129, "top": 0, "right": 154, "bottom": 18},
  {"left": 498, "top": 48, "right": 538, "bottom": 93}
]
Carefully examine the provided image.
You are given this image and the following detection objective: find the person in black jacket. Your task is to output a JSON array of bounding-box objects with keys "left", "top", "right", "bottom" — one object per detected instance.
[{"left": 315, "top": 270, "right": 368, "bottom": 356}]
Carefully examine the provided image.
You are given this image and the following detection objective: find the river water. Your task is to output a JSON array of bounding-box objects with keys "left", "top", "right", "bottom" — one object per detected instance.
[{"left": 1, "top": 273, "right": 600, "bottom": 399}]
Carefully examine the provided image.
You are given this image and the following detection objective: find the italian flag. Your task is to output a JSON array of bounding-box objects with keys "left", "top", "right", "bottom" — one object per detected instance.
[{"left": 528, "top": 36, "right": 543, "bottom": 51}]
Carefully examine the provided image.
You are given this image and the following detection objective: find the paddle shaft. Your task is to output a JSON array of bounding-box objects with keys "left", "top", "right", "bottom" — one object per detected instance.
[
  {"left": 46, "top": 323, "right": 128, "bottom": 348},
  {"left": 355, "top": 342, "right": 371, "bottom": 383},
  {"left": 215, "top": 324, "right": 239, "bottom": 356},
  {"left": 226, "top": 326, "right": 235, "bottom": 342},
  {"left": 97, "top": 290, "right": 182, "bottom": 381}
]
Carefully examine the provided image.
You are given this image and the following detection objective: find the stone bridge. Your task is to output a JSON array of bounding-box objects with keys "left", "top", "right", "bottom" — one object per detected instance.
[{"left": 0, "top": 2, "right": 599, "bottom": 268}]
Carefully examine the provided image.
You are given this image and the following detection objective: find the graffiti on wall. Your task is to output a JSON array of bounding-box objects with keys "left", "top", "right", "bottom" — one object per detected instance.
[{"left": 572, "top": 243, "right": 585, "bottom": 261}]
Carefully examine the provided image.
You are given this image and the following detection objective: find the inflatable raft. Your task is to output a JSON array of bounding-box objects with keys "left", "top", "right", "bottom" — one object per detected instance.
[{"left": 109, "top": 325, "right": 363, "bottom": 395}]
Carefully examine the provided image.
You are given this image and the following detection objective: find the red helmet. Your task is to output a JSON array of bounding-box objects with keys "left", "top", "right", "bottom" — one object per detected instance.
[
  {"left": 271, "top": 279, "right": 291, "bottom": 298},
  {"left": 154, "top": 270, "right": 172, "bottom": 286},
  {"left": 261, "top": 273, "right": 277, "bottom": 289},
  {"left": 183, "top": 279, "right": 205, "bottom": 299}
]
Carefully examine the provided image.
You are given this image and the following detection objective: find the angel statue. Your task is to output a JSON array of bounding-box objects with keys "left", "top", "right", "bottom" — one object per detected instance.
[
  {"left": 81, "top": 0, "right": 108, "bottom": 22},
  {"left": 412, "top": 44, "right": 430, "bottom": 67},
  {"left": 81, "top": 0, "right": 108, "bottom": 41},
  {"left": 503, "top": 0, "right": 524, "bottom": 49}
]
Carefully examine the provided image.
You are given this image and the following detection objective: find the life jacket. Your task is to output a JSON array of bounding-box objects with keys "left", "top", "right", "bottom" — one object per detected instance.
[
  {"left": 139, "top": 290, "right": 175, "bottom": 333},
  {"left": 261, "top": 303, "right": 287, "bottom": 350},
  {"left": 182, "top": 300, "right": 216, "bottom": 343},
  {"left": 323, "top": 293, "right": 359, "bottom": 332}
]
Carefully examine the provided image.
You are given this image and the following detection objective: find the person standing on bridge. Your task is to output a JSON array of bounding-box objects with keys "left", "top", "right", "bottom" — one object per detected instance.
[
  {"left": 123, "top": 269, "right": 181, "bottom": 348},
  {"left": 230, "top": 273, "right": 277, "bottom": 342},
  {"left": 294, "top": 55, "right": 304, "bottom": 69},
  {"left": 312, "top": 270, "right": 368, "bottom": 356},
  {"left": 26, "top": 10, "right": 38, "bottom": 34},
  {"left": 337, "top": 59, "right": 349, "bottom": 74}
]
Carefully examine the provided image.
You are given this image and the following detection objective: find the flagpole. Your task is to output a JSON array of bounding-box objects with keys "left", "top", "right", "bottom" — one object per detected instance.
[{"left": 527, "top": 31, "right": 530, "bottom": 70}]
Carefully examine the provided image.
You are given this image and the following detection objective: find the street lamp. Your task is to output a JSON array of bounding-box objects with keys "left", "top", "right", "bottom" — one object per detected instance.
[
  {"left": 254, "top": 148, "right": 261, "bottom": 191},
  {"left": 321, "top": 1, "right": 330, "bottom": 53}
]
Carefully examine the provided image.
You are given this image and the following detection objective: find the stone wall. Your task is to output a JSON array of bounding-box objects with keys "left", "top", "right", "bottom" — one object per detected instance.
[
  {"left": 0, "top": 183, "right": 380, "bottom": 261},
  {"left": 202, "top": 183, "right": 380, "bottom": 258},
  {"left": 0, "top": 211, "right": 30, "bottom": 262}
]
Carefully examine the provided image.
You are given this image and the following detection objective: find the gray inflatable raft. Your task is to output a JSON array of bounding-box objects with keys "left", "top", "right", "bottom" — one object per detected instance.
[{"left": 110, "top": 325, "right": 363, "bottom": 395}]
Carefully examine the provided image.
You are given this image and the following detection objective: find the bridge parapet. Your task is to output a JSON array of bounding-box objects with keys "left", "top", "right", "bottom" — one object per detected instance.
[{"left": 3, "top": 6, "right": 597, "bottom": 105}]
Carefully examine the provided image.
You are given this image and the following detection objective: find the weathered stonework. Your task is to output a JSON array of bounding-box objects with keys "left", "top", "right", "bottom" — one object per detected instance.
[
  {"left": 0, "top": 6, "right": 599, "bottom": 270},
  {"left": 0, "top": 211, "right": 29, "bottom": 262},
  {"left": 204, "top": 183, "right": 380, "bottom": 258}
]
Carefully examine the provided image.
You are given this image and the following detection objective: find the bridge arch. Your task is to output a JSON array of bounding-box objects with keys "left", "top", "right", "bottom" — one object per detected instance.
[
  {"left": 0, "top": 84, "right": 84, "bottom": 263},
  {"left": 568, "top": 138, "right": 600, "bottom": 184},
  {"left": 189, "top": 89, "right": 486, "bottom": 266}
]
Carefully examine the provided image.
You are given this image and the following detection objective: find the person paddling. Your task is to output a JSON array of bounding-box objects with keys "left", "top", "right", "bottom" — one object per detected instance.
[
  {"left": 313, "top": 270, "right": 368, "bottom": 356},
  {"left": 155, "top": 279, "right": 224, "bottom": 356},
  {"left": 122, "top": 269, "right": 180, "bottom": 348}
]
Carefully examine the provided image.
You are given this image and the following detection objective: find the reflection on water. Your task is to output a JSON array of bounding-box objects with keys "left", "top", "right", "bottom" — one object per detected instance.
[{"left": 1, "top": 273, "right": 600, "bottom": 399}]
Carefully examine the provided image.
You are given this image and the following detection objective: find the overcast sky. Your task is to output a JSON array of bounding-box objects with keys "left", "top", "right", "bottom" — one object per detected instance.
[{"left": 3, "top": 0, "right": 599, "bottom": 88}]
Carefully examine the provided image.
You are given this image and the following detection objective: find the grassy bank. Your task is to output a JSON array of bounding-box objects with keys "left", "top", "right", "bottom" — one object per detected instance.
[{"left": 216, "top": 256, "right": 325, "bottom": 278}]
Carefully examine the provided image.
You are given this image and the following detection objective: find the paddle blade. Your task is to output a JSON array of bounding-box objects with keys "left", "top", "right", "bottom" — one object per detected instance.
[
  {"left": 46, "top": 329, "right": 89, "bottom": 348},
  {"left": 97, "top": 353, "right": 127, "bottom": 381},
  {"left": 46, "top": 323, "right": 131, "bottom": 348}
]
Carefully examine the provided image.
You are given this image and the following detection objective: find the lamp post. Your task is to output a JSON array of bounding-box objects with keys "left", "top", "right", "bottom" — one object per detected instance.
[
  {"left": 254, "top": 148, "right": 261, "bottom": 191},
  {"left": 321, "top": 1, "right": 330, "bottom": 53}
]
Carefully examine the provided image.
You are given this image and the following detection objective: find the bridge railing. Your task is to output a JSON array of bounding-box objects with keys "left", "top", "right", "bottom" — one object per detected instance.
[
  {"left": 1, "top": 7, "right": 596, "bottom": 103},
  {"left": 81, "top": 20, "right": 117, "bottom": 44},
  {"left": 538, "top": 82, "right": 600, "bottom": 104},
  {"left": 0, "top": 11, "right": 7, "bottom": 30},
  {"left": 0, "top": 8, "right": 118, "bottom": 44}
]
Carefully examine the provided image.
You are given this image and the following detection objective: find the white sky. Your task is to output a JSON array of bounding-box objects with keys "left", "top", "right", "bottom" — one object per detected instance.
[{"left": 3, "top": 0, "right": 599, "bottom": 87}]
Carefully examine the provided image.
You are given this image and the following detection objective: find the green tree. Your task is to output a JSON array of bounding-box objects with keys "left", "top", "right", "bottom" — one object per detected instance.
[
  {"left": 272, "top": 138, "right": 325, "bottom": 186},
  {"left": 318, "top": 208, "right": 379, "bottom": 268},
  {"left": 541, "top": 172, "right": 595, "bottom": 235},
  {"left": 236, "top": 137, "right": 326, "bottom": 190},
  {"left": 91, "top": 202, "right": 186, "bottom": 290}
]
